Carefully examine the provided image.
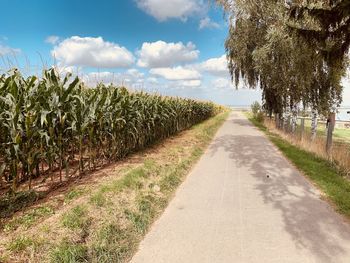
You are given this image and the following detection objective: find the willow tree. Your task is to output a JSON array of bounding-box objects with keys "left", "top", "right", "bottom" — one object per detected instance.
[
  {"left": 288, "top": 0, "right": 349, "bottom": 139},
  {"left": 287, "top": 0, "right": 350, "bottom": 108},
  {"left": 217, "top": 0, "right": 348, "bottom": 137},
  {"left": 287, "top": 0, "right": 350, "bottom": 67}
]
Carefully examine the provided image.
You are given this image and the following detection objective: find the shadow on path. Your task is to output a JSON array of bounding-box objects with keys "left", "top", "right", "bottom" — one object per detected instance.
[{"left": 208, "top": 116, "right": 350, "bottom": 262}]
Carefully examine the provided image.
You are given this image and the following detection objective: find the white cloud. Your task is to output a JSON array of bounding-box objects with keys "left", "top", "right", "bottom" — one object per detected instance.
[
  {"left": 0, "top": 44, "right": 21, "bottom": 56},
  {"left": 211, "top": 78, "right": 233, "bottom": 90},
  {"left": 199, "top": 17, "right": 220, "bottom": 30},
  {"left": 45, "top": 35, "right": 60, "bottom": 45},
  {"left": 82, "top": 69, "right": 145, "bottom": 87},
  {"left": 136, "top": 0, "right": 205, "bottom": 21},
  {"left": 150, "top": 66, "right": 201, "bottom": 80},
  {"left": 51, "top": 36, "right": 135, "bottom": 68},
  {"left": 127, "top": 68, "right": 145, "bottom": 78},
  {"left": 147, "top": 77, "right": 159, "bottom": 84},
  {"left": 82, "top": 71, "right": 117, "bottom": 86},
  {"left": 198, "top": 55, "right": 229, "bottom": 77},
  {"left": 137, "top": 41, "right": 199, "bottom": 68},
  {"left": 180, "top": 79, "right": 201, "bottom": 87}
]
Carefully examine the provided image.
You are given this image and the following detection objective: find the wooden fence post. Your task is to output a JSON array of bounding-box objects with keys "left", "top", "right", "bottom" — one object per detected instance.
[{"left": 326, "top": 113, "right": 336, "bottom": 155}]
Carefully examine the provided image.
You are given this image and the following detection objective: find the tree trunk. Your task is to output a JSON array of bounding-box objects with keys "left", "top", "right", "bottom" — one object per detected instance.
[
  {"left": 291, "top": 104, "right": 298, "bottom": 134},
  {"left": 311, "top": 108, "right": 318, "bottom": 141},
  {"left": 284, "top": 105, "right": 291, "bottom": 132}
]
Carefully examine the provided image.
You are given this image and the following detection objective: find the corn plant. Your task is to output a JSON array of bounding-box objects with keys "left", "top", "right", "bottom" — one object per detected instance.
[{"left": 0, "top": 68, "right": 217, "bottom": 192}]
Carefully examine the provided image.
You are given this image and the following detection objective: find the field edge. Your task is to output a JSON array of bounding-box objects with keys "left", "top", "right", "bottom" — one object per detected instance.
[{"left": 0, "top": 110, "right": 230, "bottom": 263}]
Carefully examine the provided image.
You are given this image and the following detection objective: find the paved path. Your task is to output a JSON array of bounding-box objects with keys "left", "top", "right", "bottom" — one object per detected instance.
[{"left": 130, "top": 112, "right": 350, "bottom": 263}]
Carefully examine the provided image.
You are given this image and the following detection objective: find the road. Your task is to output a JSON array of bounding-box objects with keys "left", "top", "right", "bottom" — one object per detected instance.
[{"left": 130, "top": 112, "right": 350, "bottom": 263}]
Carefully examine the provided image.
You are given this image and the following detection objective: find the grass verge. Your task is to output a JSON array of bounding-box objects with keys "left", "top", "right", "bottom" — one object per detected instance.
[
  {"left": 0, "top": 109, "right": 230, "bottom": 263},
  {"left": 247, "top": 113, "right": 350, "bottom": 218}
]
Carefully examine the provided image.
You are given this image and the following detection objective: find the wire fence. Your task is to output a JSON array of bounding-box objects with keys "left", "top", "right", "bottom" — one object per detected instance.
[{"left": 265, "top": 115, "right": 350, "bottom": 175}]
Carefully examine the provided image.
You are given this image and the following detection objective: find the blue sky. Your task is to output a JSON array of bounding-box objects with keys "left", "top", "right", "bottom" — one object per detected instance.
[{"left": 0, "top": 0, "right": 348, "bottom": 106}]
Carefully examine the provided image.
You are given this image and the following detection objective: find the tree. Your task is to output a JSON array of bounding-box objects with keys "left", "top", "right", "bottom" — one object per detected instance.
[
  {"left": 216, "top": 0, "right": 349, "bottom": 122},
  {"left": 287, "top": 0, "right": 350, "bottom": 110}
]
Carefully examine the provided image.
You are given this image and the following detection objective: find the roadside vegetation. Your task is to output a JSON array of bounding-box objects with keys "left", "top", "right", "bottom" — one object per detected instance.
[
  {"left": 0, "top": 108, "right": 230, "bottom": 262},
  {"left": 247, "top": 111, "right": 350, "bottom": 219}
]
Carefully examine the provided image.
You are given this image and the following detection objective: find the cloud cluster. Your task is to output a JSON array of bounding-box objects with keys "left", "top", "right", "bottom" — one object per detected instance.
[
  {"left": 136, "top": 0, "right": 205, "bottom": 21},
  {"left": 137, "top": 41, "right": 199, "bottom": 68},
  {"left": 51, "top": 36, "right": 135, "bottom": 68},
  {"left": 46, "top": 35, "right": 233, "bottom": 94}
]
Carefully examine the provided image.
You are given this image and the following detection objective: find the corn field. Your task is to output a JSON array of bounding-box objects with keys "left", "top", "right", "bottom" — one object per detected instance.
[{"left": 0, "top": 69, "right": 217, "bottom": 192}]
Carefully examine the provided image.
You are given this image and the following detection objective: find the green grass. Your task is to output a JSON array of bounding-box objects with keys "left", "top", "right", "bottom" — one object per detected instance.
[
  {"left": 0, "top": 254, "right": 9, "bottom": 262},
  {"left": 64, "top": 188, "right": 86, "bottom": 204},
  {"left": 7, "top": 236, "right": 34, "bottom": 252},
  {"left": 0, "top": 190, "right": 42, "bottom": 219},
  {"left": 50, "top": 241, "right": 88, "bottom": 263},
  {"left": 124, "top": 194, "right": 158, "bottom": 234},
  {"left": 61, "top": 205, "right": 89, "bottom": 230},
  {"left": 334, "top": 128, "right": 350, "bottom": 143},
  {"left": 4, "top": 206, "right": 54, "bottom": 232},
  {"left": 90, "top": 191, "right": 107, "bottom": 207},
  {"left": 90, "top": 223, "right": 135, "bottom": 263},
  {"left": 300, "top": 119, "right": 350, "bottom": 144},
  {"left": 248, "top": 114, "right": 350, "bottom": 217}
]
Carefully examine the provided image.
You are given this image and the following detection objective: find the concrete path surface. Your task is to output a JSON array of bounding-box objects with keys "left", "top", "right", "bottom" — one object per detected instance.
[{"left": 130, "top": 112, "right": 350, "bottom": 263}]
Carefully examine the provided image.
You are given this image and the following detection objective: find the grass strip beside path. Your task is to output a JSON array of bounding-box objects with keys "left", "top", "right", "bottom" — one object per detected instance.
[{"left": 247, "top": 114, "right": 350, "bottom": 218}]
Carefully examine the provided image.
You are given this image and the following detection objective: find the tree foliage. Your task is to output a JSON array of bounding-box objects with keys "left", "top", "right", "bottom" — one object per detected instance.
[{"left": 216, "top": 0, "right": 349, "bottom": 116}]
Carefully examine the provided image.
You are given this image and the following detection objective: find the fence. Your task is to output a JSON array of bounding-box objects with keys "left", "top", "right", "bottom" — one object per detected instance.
[
  {"left": 264, "top": 117, "right": 350, "bottom": 175},
  {"left": 275, "top": 114, "right": 350, "bottom": 146},
  {"left": 266, "top": 114, "right": 350, "bottom": 174}
]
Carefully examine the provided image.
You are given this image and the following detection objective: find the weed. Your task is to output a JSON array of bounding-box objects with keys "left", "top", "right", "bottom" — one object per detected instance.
[
  {"left": 0, "top": 254, "right": 9, "bottom": 262},
  {"left": 64, "top": 189, "right": 86, "bottom": 203},
  {"left": 50, "top": 241, "right": 88, "bottom": 263},
  {"left": 7, "top": 236, "right": 34, "bottom": 252},
  {"left": 4, "top": 206, "right": 54, "bottom": 232},
  {"left": 0, "top": 191, "right": 42, "bottom": 218},
  {"left": 61, "top": 205, "right": 88, "bottom": 230},
  {"left": 90, "top": 223, "right": 135, "bottom": 263},
  {"left": 90, "top": 192, "right": 106, "bottom": 207}
]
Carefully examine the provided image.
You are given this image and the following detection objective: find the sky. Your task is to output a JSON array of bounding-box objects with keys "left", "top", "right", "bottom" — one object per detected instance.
[{"left": 0, "top": 0, "right": 349, "bottom": 106}]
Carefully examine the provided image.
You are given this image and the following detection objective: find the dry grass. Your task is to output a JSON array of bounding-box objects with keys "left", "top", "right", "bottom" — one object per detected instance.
[{"left": 264, "top": 118, "right": 350, "bottom": 176}]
